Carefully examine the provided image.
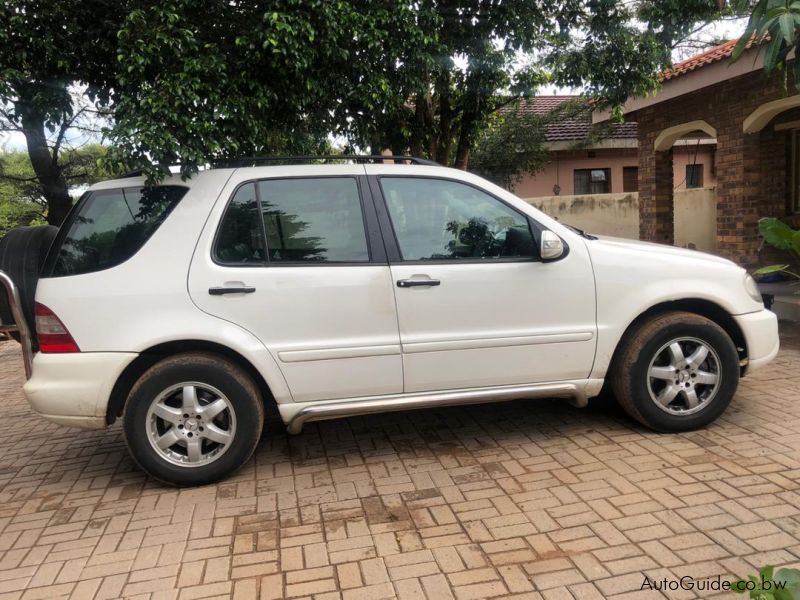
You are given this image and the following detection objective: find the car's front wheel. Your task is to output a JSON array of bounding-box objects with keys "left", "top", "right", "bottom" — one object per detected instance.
[
  {"left": 123, "top": 353, "right": 264, "bottom": 486},
  {"left": 611, "top": 311, "right": 740, "bottom": 432}
]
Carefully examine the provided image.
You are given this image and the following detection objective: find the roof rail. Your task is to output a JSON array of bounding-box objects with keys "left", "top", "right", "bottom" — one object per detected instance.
[
  {"left": 210, "top": 155, "right": 440, "bottom": 168},
  {"left": 119, "top": 169, "right": 145, "bottom": 178}
]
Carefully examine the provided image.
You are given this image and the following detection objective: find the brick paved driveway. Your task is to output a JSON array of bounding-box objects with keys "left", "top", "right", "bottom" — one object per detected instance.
[{"left": 0, "top": 327, "right": 799, "bottom": 600}]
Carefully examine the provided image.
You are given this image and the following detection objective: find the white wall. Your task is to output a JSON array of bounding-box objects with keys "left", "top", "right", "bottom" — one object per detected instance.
[{"left": 523, "top": 188, "right": 718, "bottom": 252}]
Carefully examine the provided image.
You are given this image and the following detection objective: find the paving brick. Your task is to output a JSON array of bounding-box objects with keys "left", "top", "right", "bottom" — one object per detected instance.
[{"left": 0, "top": 334, "right": 797, "bottom": 600}]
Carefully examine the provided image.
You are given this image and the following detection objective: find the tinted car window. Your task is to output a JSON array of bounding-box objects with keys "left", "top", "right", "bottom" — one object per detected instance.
[
  {"left": 380, "top": 177, "right": 535, "bottom": 261},
  {"left": 51, "top": 186, "right": 187, "bottom": 277},
  {"left": 214, "top": 183, "right": 265, "bottom": 265},
  {"left": 257, "top": 178, "right": 369, "bottom": 263}
]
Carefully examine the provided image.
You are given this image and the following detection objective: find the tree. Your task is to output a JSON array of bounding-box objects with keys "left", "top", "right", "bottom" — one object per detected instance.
[
  {"left": 469, "top": 99, "right": 601, "bottom": 189},
  {"left": 105, "top": 0, "right": 426, "bottom": 176},
  {"left": 340, "top": 1, "right": 742, "bottom": 169},
  {"left": 0, "top": 144, "right": 119, "bottom": 236},
  {"left": 0, "top": 150, "right": 46, "bottom": 236},
  {"left": 0, "top": 1, "right": 125, "bottom": 225},
  {"left": 731, "top": 0, "right": 800, "bottom": 91},
  {"left": 4, "top": 0, "right": 746, "bottom": 221},
  {"left": 469, "top": 106, "right": 551, "bottom": 189},
  {"left": 113, "top": 1, "right": 741, "bottom": 176}
]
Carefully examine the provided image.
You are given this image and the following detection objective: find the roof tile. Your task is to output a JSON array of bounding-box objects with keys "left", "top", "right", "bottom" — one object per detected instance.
[
  {"left": 513, "top": 97, "right": 637, "bottom": 142},
  {"left": 661, "top": 37, "right": 757, "bottom": 81}
]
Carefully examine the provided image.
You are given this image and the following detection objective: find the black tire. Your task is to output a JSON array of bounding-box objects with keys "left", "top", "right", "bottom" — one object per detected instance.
[
  {"left": 123, "top": 353, "right": 264, "bottom": 486},
  {"left": 0, "top": 225, "right": 59, "bottom": 348},
  {"left": 611, "top": 311, "right": 740, "bottom": 432}
]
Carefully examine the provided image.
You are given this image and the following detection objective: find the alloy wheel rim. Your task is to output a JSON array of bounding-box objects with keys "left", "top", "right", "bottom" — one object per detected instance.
[
  {"left": 145, "top": 382, "right": 236, "bottom": 467},
  {"left": 646, "top": 337, "right": 721, "bottom": 416}
]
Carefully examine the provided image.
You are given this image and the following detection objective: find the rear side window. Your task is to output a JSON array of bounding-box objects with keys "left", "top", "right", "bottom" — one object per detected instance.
[
  {"left": 214, "top": 177, "right": 370, "bottom": 265},
  {"left": 214, "top": 184, "right": 264, "bottom": 264},
  {"left": 49, "top": 186, "right": 187, "bottom": 277},
  {"left": 258, "top": 178, "right": 369, "bottom": 263}
]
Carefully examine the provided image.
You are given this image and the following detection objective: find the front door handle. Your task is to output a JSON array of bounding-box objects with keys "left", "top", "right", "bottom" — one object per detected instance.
[
  {"left": 397, "top": 278, "right": 441, "bottom": 288},
  {"left": 209, "top": 286, "right": 256, "bottom": 295}
]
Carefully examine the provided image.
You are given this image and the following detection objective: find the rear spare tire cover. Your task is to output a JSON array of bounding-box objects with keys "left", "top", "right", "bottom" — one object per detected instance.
[{"left": 0, "top": 226, "right": 59, "bottom": 346}]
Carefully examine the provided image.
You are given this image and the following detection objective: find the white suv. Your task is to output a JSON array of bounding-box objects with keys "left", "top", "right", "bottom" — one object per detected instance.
[{"left": 7, "top": 158, "right": 778, "bottom": 485}]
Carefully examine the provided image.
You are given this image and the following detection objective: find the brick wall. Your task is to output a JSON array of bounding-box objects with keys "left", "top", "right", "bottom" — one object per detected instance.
[{"left": 636, "top": 71, "right": 800, "bottom": 268}]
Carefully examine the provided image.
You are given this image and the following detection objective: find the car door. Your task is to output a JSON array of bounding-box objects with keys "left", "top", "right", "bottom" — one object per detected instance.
[
  {"left": 365, "top": 167, "right": 597, "bottom": 393},
  {"left": 188, "top": 166, "right": 402, "bottom": 402}
]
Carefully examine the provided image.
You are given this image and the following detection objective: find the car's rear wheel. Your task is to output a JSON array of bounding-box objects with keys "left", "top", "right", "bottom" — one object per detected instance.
[
  {"left": 611, "top": 311, "right": 740, "bottom": 431},
  {"left": 123, "top": 353, "right": 264, "bottom": 486}
]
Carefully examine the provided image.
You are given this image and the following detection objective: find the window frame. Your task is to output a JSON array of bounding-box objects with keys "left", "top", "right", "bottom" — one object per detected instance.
[
  {"left": 369, "top": 175, "right": 547, "bottom": 265},
  {"left": 573, "top": 168, "right": 612, "bottom": 195},
  {"left": 685, "top": 164, "right": 704, "bottom": 189},
  {"left": 622, "top": 166, "right": 639, "bottom": 193},
  {"left": 42, "top": 185, "right": 189, "bottom": 278},
  {"left": 211, "top": 175, "right": 386, "bottom": 268}
]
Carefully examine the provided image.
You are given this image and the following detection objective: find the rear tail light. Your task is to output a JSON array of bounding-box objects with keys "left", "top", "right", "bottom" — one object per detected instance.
[{"left": 35, "top": 303, "right": 80, "bottom": 353}]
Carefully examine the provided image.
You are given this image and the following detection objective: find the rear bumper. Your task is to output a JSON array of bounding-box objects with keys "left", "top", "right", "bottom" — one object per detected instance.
[
  {"left": 22, "top": 352, "right": 138, "bottom": 429},
  {"left": 734, "top": 309, "right": 780, "bottom": 374}
]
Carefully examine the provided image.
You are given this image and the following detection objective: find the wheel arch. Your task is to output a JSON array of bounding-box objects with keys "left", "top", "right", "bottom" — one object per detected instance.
[
  {"left": 609, "top": 298, "right": 747, "bottom": 375},
  {"left": 106, "top": 339, "right": 278, "bottom": 425},
  {"left": 611, "top": 298, "right": 748, "bottom": 364}
]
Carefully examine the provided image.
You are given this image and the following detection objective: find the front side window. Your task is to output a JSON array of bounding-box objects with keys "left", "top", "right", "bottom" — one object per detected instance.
[
  {"left": 380, "top": 177, "right": 536, "bottom": 261},
  {"left": 574, "top": 168, "right": 611, "bottom": 194},
  {"left": 50, "top": 186, "right": 187, "bottom": 277}
]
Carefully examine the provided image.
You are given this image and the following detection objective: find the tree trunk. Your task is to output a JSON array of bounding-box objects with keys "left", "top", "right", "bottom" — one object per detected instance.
[
  {"left": 434, "top": 72, "right": 453, "bottom": 165},
  {"left": 410, "top": 95, "right": 426, "bottom": 157},
  {"left": 454, "top": 145, "right": 470, "bottom": 170},
  {"left": 18, "top": 103, "right": 72, "bottom": 226},
  {"left": 454, "top": 90, "right": 481, "bottom": 170}
]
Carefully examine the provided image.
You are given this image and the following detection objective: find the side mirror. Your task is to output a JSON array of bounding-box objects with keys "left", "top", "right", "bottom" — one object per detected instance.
[{"left": 540, "top": 230, "right": 565, "bottom": 261}]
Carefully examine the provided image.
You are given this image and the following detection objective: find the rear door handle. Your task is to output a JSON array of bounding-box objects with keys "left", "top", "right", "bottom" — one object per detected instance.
[
  {"left": 397, "top": 279, "right": 441, "bottom": 288},
  {"left": 208, "top": 286, "right": 256, "bottom": 295}
]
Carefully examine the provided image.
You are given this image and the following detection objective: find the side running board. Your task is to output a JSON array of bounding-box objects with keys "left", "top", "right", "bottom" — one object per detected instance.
[{"left": 285, "top": 382, "right": 588, "bottom": 434}]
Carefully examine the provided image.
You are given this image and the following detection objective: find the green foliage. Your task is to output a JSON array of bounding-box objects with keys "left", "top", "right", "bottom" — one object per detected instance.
[
  {"left": 732, "top": 565, "right": 800, "bottom": 599},
  {"left": 469, "top": 99, "right": 585, "bottom": 189},
  {"left": 0, "top": 1, "right": 125, "bottom": 224},
  {"left": 0, "top": 145, "right": 117, "bottom": 236},
  {"left": 0, "top": 152, "right": 46, "bottom": 237},
  {"left": 759, "top": 216, "right": 800, "bottom": 254},
  {"left": 0, "top": 1, "right": 121, "bottom": 125},
  {"left": 731, "top": 0, "right": 800, "bottom": 91},
  {"left": 0, "top": 201, "right": 45, "bottom": 238},
  {"left": 754, "top": 217, "right": 800, "bottom": 288},
  {"left": 105, "top": 0, "right": 424, "bottom": 178},
  {"left": 754, "top": 263, "right": 792, "bottom": 274},
  {"left": 548, "top": 0, "right": 732, "bottom": 106},
  {"left": 469, "top": 111, "right": 550, "bottom": 189},
  {"left": 5, "top": 0, "right": 736, "bottom": 193},
  {"left": 105, "top": 0, "right": 735, "bottom": 179}
]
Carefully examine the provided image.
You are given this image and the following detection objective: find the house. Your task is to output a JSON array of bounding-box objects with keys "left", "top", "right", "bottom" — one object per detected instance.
[
  {"left": 512, "top": 96, "right": 717, "bottom": 198},
  {"left": 594, "top": 38, "right": 800, "bottom": 268}
]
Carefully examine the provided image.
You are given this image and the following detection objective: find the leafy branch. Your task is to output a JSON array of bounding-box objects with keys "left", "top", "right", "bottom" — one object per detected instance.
[
  {"left": 731, "top": 565, "right": 800, "bottom": 599},
  {"left": 731, "top": 0, "right": 800, "bottom": 91},
  {"left": 754, "top": 217, "right": 800, "bottom": 289}
]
